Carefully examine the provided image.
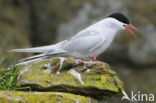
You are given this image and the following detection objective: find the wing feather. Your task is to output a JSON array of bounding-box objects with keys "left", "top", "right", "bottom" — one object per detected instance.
[{"left": 63, "top": 27, "right": 105, "bottom": 53}]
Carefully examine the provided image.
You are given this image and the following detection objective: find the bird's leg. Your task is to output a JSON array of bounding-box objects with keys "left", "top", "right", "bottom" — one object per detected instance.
[
  {"left": 89, "top": 56, "right": 98, "bottom": 62},
  {"left": 89, "top": 56, "right": 109, "bottom": 67}
]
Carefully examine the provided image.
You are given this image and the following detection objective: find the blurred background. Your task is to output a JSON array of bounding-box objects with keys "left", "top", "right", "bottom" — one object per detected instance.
[{"left": 0, "top": 0, "right": 156, "bottom": 102}]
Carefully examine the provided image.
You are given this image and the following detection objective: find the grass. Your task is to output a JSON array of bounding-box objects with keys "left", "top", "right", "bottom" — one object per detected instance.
[
  {"left": 0, "top": 57, "right": 29, "bottom": 90},
  {"left": 0, "top": 57, "right": 18, "bottom": 90}
]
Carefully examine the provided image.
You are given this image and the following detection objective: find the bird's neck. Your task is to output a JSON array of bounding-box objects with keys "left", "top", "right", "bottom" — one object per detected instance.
[
  {"left": 95, "top": 18, "right": 121, "bottom": 43},
  {"left": 99, "top": 18, "right": 122, "bottom": 30},
  {"left": 98, "top": 19, "right": 119, "bottom": 35}
]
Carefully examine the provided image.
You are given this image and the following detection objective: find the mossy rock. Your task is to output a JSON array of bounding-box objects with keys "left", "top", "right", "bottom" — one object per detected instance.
[
  {"left": 15, "top": 57, "right": 124, "bottom": 98},
  {"left": 0, "top": 90, "right": 97, "bottom": 103}
]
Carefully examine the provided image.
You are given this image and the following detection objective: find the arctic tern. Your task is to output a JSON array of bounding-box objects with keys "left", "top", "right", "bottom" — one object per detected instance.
[{"left": 9, "top": 13, "right": 138, "bottom": 64}]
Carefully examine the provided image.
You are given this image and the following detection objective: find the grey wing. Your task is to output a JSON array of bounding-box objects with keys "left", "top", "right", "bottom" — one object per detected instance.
[
  {"left": 70, "top": 26, "right": 103, "bottom": 40},
  {"left": 63, "top": 28, "right": 105, "bottom": 53}
]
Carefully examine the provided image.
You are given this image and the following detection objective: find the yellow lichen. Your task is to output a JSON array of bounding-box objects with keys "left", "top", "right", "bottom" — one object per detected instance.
[
  {"left": 102, "top": 65, "right": 107, "bottom": 71},
  {"left": 0, "top": 91, "right": 97, "bottom": 103},
  {"left": 100, "top": 75, "right": 107, "bottom": 84}
]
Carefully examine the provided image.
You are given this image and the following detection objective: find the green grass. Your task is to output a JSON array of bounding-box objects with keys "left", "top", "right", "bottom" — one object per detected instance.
[
  {"left": 0, "top": 61, "right": 17, "bottom": 90},
  {"left": 0, "top": 57, "right": 31, "bottom": 90},
  {"left": 0, "top": 57, "right": 26, "bottom": 90}
]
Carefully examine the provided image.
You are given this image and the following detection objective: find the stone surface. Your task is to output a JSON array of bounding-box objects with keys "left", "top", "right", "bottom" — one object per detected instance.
[
  {"left": 15, "top": 57, "right": 124, "bottom": 98},
  {"left": 0, "top": 90, "right": 97, "bottom": 103}
]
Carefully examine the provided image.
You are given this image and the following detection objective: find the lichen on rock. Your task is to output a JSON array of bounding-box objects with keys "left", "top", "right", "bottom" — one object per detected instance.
[
  {"left": 0, "top": 91, "right": 97, "bottom": 103},
  {"left": 15, "top": 57, "right": 124, "bottom": 98}
]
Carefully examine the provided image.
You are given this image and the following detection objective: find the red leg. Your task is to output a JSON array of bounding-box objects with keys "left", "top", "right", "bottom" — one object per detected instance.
[
  {"left": 89, "top": 56, "right": 97, "bottom": 61},
  {"left": 89, "top": 57, "right": 109, "bottom": 66}
]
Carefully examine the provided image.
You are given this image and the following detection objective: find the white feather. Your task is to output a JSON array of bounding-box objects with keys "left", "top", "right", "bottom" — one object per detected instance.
[{"left": 8, "top": 45, "right": 55, "bottom": 53}]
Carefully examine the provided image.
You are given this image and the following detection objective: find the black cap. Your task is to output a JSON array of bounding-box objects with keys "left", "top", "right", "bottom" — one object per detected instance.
[{"left": 108, "top": 13, "right": 129, "bottom": 24}]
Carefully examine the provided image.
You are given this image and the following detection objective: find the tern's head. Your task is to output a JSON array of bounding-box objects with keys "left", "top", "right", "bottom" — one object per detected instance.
[{"left": 108, "top": 13, "right": 138, "bottom": 38}]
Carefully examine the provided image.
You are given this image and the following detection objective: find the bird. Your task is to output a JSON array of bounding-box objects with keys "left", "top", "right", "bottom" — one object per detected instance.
[{"left": 9, "top": 13, "right": 138, "bottom": 64}]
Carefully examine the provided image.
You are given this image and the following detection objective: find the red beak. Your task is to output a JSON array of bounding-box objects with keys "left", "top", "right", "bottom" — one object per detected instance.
[{"left": 123, "top": 24, "right": 138, "bottom": 38}]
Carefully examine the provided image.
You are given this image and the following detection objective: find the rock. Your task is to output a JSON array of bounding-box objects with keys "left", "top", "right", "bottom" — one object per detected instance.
[
  {"left": 15, "top": 57, "right": 124, "bottom": 98},
  {"left": 0, "top": 90, "right": 97, "bottom": 103}
]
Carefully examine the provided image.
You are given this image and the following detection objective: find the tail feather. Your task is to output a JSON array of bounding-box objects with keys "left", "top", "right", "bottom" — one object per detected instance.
[
  {"left": 17, "top": 49, "right": 67, "bottom": 65},
  {"left": 8, "top": 45, "right": 55, "bottom": 53},
  {"left": 8, "top": 40, "right": 67, "bottom": 53},
  {"left": 17, "top": 51, "right": 67, "bottom": 65},
  {"left": 9, "top": 40, "right": 68, "bottom": 65},
  {"left": 16, "top": 57, "right": 46, "bottom": 66},
  {"left": 19, "top": 53, "right": 46, "bottom": 62}
]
